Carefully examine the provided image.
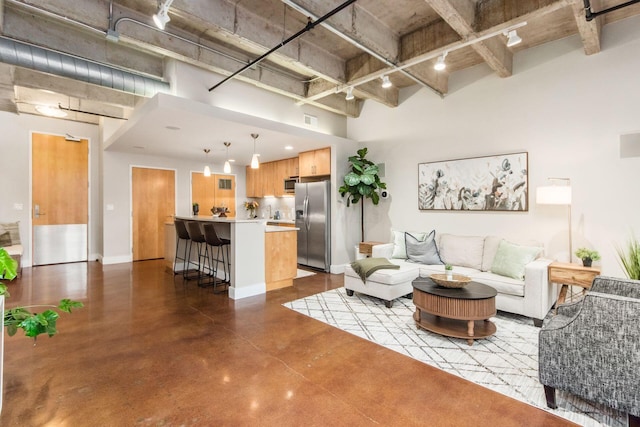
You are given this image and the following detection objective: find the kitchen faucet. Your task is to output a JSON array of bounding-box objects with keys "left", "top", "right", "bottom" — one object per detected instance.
[{"left": 268, "top": 204, "right": 272, "bottom": 219}]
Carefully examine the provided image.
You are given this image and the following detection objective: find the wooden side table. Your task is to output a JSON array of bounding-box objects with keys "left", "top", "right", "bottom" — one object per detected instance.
[
  {"left": 548, "top": 262, "right": 601, "bottom": 307},
  {"left": 355, "top": 241, "right": 385, "bottom": 260}
]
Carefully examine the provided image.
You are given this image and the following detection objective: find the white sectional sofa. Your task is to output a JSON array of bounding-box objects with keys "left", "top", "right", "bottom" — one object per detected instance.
[{"left": 344, "top": 233, "right": 557, "bottom": 326}]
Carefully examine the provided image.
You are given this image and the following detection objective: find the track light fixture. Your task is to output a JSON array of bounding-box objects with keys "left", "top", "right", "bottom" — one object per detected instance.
[
  {"left": 250, "top": 133, "right": 260, "bottom": 169},
  {"left": 345, "top": 86, "right": 354, "bottom": 101},
  {"left": 153, "top": 0, "right": 174, "bottom": 30},
  {"left": 381, "top": 75, "right": 392, "bottom": 89},
  {"left": 505, "top": 30, "right": 522, "bottom": 47},
  {"left": 434, "top": 51, "right": 448, "bottom": 71},
  {"left": 203, "top": 148, "right": 211, "bottom": 177},
  {"left": 223, "top": 142, "right": 231, "bottom": 174}
]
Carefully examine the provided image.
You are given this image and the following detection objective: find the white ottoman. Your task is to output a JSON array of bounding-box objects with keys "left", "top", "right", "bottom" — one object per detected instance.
[{"left": 344, "top": 263, "right": 420, "bottom": 308}]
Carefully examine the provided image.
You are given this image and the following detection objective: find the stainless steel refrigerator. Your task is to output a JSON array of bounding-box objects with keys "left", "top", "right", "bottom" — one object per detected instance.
[{"left": 295, "top": 180, "right": 330, "bottom": 272}]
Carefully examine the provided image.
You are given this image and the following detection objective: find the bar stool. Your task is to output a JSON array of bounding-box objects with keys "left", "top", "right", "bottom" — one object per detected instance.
[
  {"left": 174, "top": 219, "right": 197, "bottom": 279},
  {"left": 202, "top": 223, "right": 231, "bottom": 292},
  {"left": 185, "top": 221, "right": 210, "bottom": 286}
]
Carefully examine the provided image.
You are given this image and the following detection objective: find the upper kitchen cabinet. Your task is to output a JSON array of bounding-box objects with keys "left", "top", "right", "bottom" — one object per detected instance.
[
  {"left": 245, "top": 156, "right": 298, "bottom": 197},
  {"left": 299, "top": 147, "right": 330, "bottom": 177}
]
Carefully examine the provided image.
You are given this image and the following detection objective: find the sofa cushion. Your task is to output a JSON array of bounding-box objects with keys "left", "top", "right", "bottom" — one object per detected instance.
[
  {"left": 0, "top": 222, "right": 20, "bottom": 245},
  {"left": 438, "top": 234, "right": 485, "bottom": 270},
  {"left": 0, "top": 231, "right": 11, "bottom": 247},
  {"left": 391, "top": 229, "right": 428, "bottom": 259},
  {"left": 345, "top": 261, "right": 419, "bottom": 285},
  {"left": 406, "top": 231, "right": 443, "bottom": 265},
  {"left": 482, "top": 236, "right": 503, "bottom": 272},
  {"left": 3, "top": 244, "right": 23, "bottom": 256},
  {"left": 491, "top": 240, "right": 542, "bottom": 280},
  {"left": 418, "top": 264, "right": 481, "bottom": 278},
  {"left": 472, "top": 271, "right": 525, "bottom": 297}
]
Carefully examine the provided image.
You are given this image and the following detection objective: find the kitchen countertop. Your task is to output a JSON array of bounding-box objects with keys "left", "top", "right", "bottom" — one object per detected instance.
[
  {"left": 266, "top": 225, "right": 299, "bottom": 232},
  {"left": 265, "top": 219, "right": 295, "bottom": 224},
  {"left": 175, "top": 215, "right": 263, "bottom": 223}
]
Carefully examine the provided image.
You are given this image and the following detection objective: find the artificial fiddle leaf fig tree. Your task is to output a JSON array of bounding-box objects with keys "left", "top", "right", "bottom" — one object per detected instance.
[{"left": 339, "top": 147, "right": 387, "bottom": 242}]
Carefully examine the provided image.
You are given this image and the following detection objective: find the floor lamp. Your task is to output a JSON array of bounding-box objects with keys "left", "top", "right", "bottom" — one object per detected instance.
[{"left": 536, "top": 178, "right": 572, "bottom": 263}]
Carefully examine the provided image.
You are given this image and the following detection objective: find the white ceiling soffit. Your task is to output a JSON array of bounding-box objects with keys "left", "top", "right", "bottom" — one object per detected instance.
[{"left": 105, "top": 93, "right": 354, "bottom": 165}]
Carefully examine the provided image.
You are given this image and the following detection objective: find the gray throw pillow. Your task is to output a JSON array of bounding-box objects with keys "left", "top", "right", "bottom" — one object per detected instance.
[
  {"left": 0, "top": 231, "right": 11, "bottom": 247},
  {"left": 405, "top": 231, "right": 443, "bottom": 265}
]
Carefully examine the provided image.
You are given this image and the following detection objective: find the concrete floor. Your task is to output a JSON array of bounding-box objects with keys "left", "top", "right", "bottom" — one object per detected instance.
[{"left": 0, "top": 260, "right": 575, "bottom": 426}]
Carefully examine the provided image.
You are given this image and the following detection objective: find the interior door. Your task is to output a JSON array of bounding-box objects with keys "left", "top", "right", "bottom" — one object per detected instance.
[
  {"left": 215, "top": 174, "right": 236, "bottom": 217},
  {"left": 191, "top": 172, "right": 215, "bottom": 215},
  {"left": 132, "top": 167, "right": 175, "bottom": 261},
  {"left": 32, "top": 133, "right": 88, "bottom": 265}
]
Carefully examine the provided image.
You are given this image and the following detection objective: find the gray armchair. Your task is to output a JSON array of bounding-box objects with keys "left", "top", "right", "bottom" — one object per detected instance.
[{"left": 539, "top": 276, "right": 640, "bottom": 426}]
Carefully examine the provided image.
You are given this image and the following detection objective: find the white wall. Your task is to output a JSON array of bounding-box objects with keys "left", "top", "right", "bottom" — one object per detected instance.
[
  {"left": 101, "top": 151, "right": 246, "bottom": 264},
  {"left": 166, "top": 60, "right": 348, "bottom": 138},
  {"left": 0, "top": 113, "right": 101, "bottom": 265},
  {"left": 347, "top": 15, "right": 640, "bottom": 277}
]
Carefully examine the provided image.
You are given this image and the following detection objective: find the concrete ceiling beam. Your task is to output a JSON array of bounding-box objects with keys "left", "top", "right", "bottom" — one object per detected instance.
[
  {"left": 282, "top": 0, "right": 399, "bottom": 61},
  {"left": 425, "top": 0, "right": 512, "bottom": 77},
  {"left": 13, "top": 68, "right": 140, "bottom": 109},
  {"left": 571, "top": 0, "right": 602, "bottom": 55},
  {"left": 475, "top": 0, "right": 571, "bottom": 32}
]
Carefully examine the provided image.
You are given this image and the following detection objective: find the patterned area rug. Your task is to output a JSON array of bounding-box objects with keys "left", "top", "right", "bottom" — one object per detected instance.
[{"left": 283, "top": 288, "right": 625, "bottom": 427}]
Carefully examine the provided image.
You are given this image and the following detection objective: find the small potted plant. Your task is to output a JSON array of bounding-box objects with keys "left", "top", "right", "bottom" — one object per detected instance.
[
  {"left": 445, "top": 264, "right": 453, "bottom": 280},
  {"left": 192, "top": 202, "right": 199, "bottom": 216},
  {"left": 574, "top": 247, "right": 600, "bottom": 267}
]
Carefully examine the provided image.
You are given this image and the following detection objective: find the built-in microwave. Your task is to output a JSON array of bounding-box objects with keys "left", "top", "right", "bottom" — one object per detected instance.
[{"left": 284, "top": 177, "right": 298, "bottom": 193}]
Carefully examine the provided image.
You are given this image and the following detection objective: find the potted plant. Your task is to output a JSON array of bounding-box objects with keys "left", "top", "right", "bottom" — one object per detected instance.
[
  {"left": 339, "top": 148, "right": 387, "bottom": 242},
  {"left": 616, "top": 235, "right": 640, "bottom": 280},
  {"left": 0, "top": 247, "right": 83, "bottom": 413},
  {"left": 192, "top": 202, "right": 199, "bottom": 216},
  {"left": 445, "top": 264, "right": 453, "bottom": 280},
  {"left": 574, "top": 247, "right": 600, "bottom": 267}
]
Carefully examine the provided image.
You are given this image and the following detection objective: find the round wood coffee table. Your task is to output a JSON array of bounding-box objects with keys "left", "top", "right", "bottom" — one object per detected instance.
[{"left": 412, "top": 277, "right": 497, "bottom": 346}]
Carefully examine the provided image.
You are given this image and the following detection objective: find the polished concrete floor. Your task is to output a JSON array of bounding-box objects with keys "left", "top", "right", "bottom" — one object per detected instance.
[{"left": 0, "top": 261, "right": 575, "bottom": 426}]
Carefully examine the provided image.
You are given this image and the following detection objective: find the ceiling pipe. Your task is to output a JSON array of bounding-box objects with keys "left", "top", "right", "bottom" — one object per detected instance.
[
  {"left": 281, "top": 0, "right": 442, "bottom": 98},
  {"left": 583, "top": 0, "right": 640, "bottom": 21},
  {"left": 208, "top": 0, "right": 358, "bottom": 92},
  {"left": 0, "top": 37, "right": 169, "bottom": 97}
]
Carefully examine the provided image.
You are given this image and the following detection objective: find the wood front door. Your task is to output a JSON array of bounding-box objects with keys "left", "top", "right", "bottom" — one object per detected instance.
[
  {"left": 32, "top": 133, "right": 88, "bottom": 265},
  {"left": 132, "top": 167, "right": 175, "bottom": 261}
]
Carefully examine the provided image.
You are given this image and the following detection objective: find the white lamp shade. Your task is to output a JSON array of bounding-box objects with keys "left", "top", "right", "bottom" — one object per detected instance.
[
  {"left": 223, "top": 160, "right": 231, "bottom": 174},
  {"left": 536, "top": 185, "right": 571, "bottom": 205},
  {"left": 204, "top": 165, "right": 211, "bottom": 177},
  {"left": 251, "top": 154, "right": 259, "bottom": 169}
]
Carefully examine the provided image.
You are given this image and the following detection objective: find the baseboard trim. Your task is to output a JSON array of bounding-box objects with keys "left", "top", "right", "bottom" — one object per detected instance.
[
  {"left": 102, "top": 255, "right": 133, "bottom": 265},
  {"left": 229, "top": 282, "right": 266, "bottom": 300}
]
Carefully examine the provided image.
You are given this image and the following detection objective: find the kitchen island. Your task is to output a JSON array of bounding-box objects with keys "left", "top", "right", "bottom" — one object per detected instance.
[{"left": 165, "top": 216, "right": 297, "bottom": 299}]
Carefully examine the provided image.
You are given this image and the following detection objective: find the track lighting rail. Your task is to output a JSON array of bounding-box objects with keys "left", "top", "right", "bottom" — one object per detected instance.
[
  {"left": 208, "top": 0, "right": 358, "bottom": 92},
  {"left": 583, "top": 0, "right": 640, "bottom": 21}
]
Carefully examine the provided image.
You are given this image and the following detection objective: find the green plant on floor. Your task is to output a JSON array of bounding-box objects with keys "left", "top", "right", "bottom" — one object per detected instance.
[
  {"left": 0, "top": 248, "right": 83, "bottom": 341},
  {"left": 574, "top": 247, "right": 600, "bottom": 267},
  {"left": 616, "top": 235, "right": 640, "bottom": 280},
  {"left": 339, "top": 147, "right": 386, "bottom": 242}
]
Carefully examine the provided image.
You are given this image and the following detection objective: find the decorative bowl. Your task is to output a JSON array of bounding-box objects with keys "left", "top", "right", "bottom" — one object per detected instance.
[{"left": 430, "top": 273, "right": 472, "bottom": 288}]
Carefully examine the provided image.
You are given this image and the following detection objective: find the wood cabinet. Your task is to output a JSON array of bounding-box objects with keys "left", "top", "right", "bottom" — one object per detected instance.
[
  {"left": 265, "top": 229, "right": 297, "bottom": 291},
  {"left": 192, "top": 172, "right": 236, "bottom": 217},
  {"left": 299, "top": 147, "right": 330, "bottom": 177},
  {"left": 245, "top": 156, "right": 299, "bottom": 197}
]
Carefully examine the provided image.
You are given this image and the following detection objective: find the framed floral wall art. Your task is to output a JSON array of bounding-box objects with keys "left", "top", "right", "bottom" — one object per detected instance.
[{"left": 418, "top": 152, "right": 528, "bottom": 211}]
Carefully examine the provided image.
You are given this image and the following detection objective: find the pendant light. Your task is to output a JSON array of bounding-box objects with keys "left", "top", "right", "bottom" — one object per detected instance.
[
  {"left": 223, "top": 142, "right": 231, "bottom": 173},
  {"left": 250, "top": 133, "right": 260, "bottom": 169},
  {"left": 203, "top": 148, "right": 211, "bottom": 177}
]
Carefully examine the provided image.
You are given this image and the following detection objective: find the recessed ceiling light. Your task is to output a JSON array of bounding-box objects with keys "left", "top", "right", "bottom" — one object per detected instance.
[
  {"left": 35, "top": 105, "right": 67, "bottom": 118},
  {"left": 134, "top": 146, "right": 145, "bottom": 150},
  {"left": 229, "top": 159, "right": 236, "bottom": 163},
  {"left": 285, "top": 145, "right": 294, "bottom": 150},
  {"left": 165, "top": 125, "right": 180, "bottom": 130}
]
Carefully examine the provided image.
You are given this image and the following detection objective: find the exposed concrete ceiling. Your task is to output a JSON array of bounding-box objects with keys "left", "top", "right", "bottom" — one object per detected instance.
[{"left": 1, "top": 0, "right": 639, "bottom": 162}]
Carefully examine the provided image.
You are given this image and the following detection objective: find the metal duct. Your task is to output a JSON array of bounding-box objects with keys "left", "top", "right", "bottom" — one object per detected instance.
[{"left": 0, "top": 36, "right": 169, "bottom": 97}]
